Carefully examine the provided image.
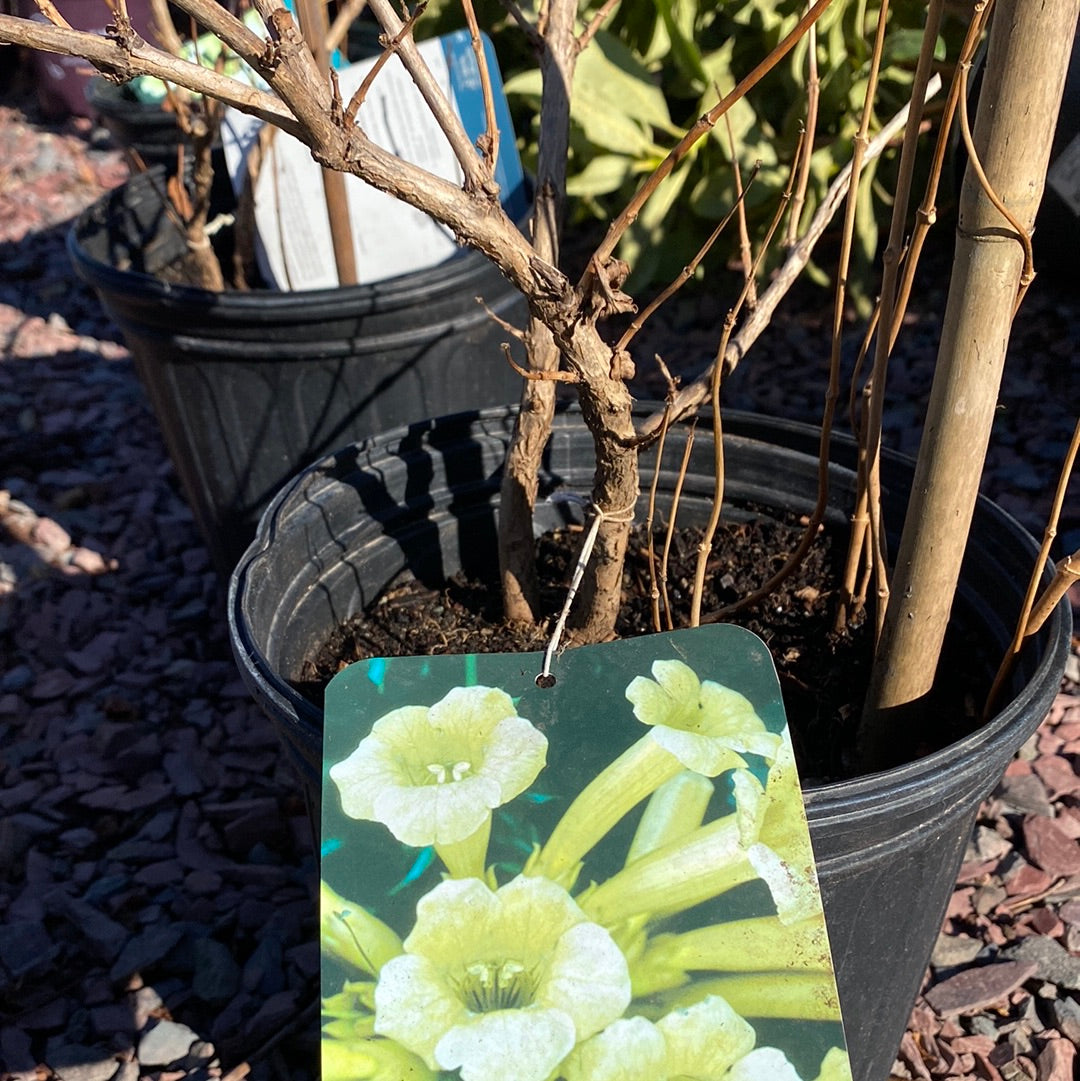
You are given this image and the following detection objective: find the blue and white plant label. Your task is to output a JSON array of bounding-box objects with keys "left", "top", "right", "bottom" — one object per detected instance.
[{"left": 321, "top": 624, "right": 853, "bottom": 1081}]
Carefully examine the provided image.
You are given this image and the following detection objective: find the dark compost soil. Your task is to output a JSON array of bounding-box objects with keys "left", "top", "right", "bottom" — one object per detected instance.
[{"left": 298, "top": 512, "right": 982, "bottom": 782}]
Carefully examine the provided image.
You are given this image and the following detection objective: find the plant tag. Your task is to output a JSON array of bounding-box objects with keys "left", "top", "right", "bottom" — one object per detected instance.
[
  {"left": 321, "top": 624, "right": 853, "bottom": 1081},
  {"left": 221, "top": 30, "right": 528, "bottom": 290}
]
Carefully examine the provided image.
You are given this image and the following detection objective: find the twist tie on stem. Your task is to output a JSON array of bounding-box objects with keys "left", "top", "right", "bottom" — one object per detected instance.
[{"left": 536, "top": 498, "right": 636, "bottom": 688}]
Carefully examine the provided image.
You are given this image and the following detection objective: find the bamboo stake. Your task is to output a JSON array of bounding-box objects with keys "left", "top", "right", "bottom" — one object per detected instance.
[{"left": 858, "top": 0, "right": 1080, "bottom": 770}]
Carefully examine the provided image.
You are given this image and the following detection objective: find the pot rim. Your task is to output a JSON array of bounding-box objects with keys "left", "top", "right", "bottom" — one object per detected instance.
[
  {"left": 228, "top": 403, "right": 1072, "bottom": 809},
  {"left": 66, "top": 165, "right": 525, "bottom": 312}
]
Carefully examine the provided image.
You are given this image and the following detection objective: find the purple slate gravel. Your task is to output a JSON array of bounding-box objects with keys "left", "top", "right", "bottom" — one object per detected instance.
[{"left": 1, "top": 57, "right": 1078, "bottom": 1081}]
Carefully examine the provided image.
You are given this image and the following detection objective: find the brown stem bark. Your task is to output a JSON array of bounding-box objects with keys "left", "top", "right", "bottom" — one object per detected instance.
[{"left": 498, "top": 0, "right": 577, "bottom": 626}]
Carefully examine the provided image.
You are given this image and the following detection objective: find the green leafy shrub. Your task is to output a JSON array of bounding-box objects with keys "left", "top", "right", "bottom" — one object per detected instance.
[{"left": 423, "top": 0, "right": 953, "bottom": 299}]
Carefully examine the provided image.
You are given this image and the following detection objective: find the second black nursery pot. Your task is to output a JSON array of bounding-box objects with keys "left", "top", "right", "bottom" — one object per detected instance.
[{"left": 68, "top": 168, "right": 528, "bottom": 572}]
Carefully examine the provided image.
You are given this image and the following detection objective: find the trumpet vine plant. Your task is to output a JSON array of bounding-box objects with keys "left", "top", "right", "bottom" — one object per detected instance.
[{"left": 0, "top": 0, "right": 1076, "bottom": 770}]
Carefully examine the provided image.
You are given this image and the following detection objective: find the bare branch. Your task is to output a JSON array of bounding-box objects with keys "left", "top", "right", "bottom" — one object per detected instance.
[
  {"left": 785, "top": 18, "right": 818, "bottom": 247},
  {"left": 694, "top": 142, "right": 800, "bottom": 625},
  {"left": 497, "top": 0, "right": 541, "bottom": 47},
  {"left": 31, "top": 0, "right": 72, "bottom": 29},
  {"left": 984, "top": 416, "right": 1080, "bottom": 715},
  {"left": 577, "top": 0, "right": 619, "bottom": 50},
  {"left": 461, "top": 0, "right": 500, "bottom": 172},
  {"left": 478, "top": 298, "right": 526, "bottom": 342},
  {"left": 637, "top": 75, "right": 942, "bottom": 438},
  {"left": 167, "top": 0, "right": 269, "bottom": 66},
  {"left": 345, "top": 2, "right": 428, "bottom": 125},
  {"left": 644, "top": 378, "right": 677, "bottom": 634},
  {"left": 615, "top": 163, "right": 759, "bottom": 355},
  {"left": 0, "top": 16, "right": 554, "bottom": 300},
  {"left": 658, "top": 422, "right": 697, "bottom": 632},
  {"left": 888, "top": 0, "right": 995, "bottom": 343},
  {"left": 726, "top": 115, "right": 757, "bottom": 309},
  {"left": 146, "top": 0, "right": 184, "bottom": 54},
  {"left": 499, "top": 0, "right": 579, "bottom": 625},
  {"left": 957, "top": 58, "right": 1036, "bottom": 305},
  {"left": 365, "top": 0, "right": 492, "bottom": 194},
  {"left": 502, "top": 344, "right": 579, "bottom": 382},
  {"left": 0, "top": 14, "right": 304, "bottom": 134}
]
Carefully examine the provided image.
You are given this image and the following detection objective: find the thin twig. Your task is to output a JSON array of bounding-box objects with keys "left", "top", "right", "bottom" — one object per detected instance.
[
  {"left": 785, "top": 17, "right": 819, "bottom": 247},
  {"left": 0, "top": 13, "right": 304, "bottom": 133},
  {"left": 32, "top": 0, "right": 71, "bottom": 28},
  {"left": 836, "top": 302, "right": 881, "bottom": 621},
  {"left": 637, "top": 76, "right": 942, "bottom": 439},
  {"left": 698, "top": 146, "right": 829, "bottom": 624},
  {"left": 1024, "top": 551, "right": 1080, "bottom": 638},
  {"left": 689, "top": 139, "right": 800, "bottom": 626},
  {"left": 888, "top": 0, "right": 995, "bottom": 349},
  {"left": 615, "top": 163, "right": 760, "bottom": 356},
  {"left": 345, "top": 1, "right": 428, "bottom": 125},
  {"left": 478, "top": 298, "right": 526, "bottom": 341},
  {"left": 501, "top": 343, "right": 579, "bottom": 382},
  {"left": 690, "top": 352, "right": 727, "bottom": 628},
  {"left": 828, "top": 0, "right": 893, "bottom": 645},
  {"left": 147, "top": 0, "right": 184, "bottom": 54},
  {"left": 497, "top": 0, "right": 541, "bottom": 47},
  {"left": 170, "top": 0, "right": 270, "bottom": 69},
  {"left": 984, "top": 417, "right": 1080, "bottom": 716},
  {"left": 365, "top": 0, "right": 492, "bottom": 193},
  {"left": 659, "top": 423, "right": 697, "bottom": 632},
  {"left": 577, "top": 0, "right": 620, "bottom": 50},
  {"left": 461, "top": 0, "right": 500, "bottom": 172},
  {"left": 851, "top": 0, "right": 944, "bottom": 634},
  {"left": 645, "top": 365, "right": 678, "bottom": 633},
  {"left": 957, "top": 59, "right": 1036, "bottom": 309},
  {"left": 840, "top": 0, "right": 988, "bottom": 626},
  {"left": 726, "top": 115, "right": 757, "bottom": 309}
]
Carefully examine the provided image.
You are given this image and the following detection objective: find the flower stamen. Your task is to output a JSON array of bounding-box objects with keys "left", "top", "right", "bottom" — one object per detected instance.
[
  {"left": 459, "top": 959, "right": 537, "bottom": 1012},
  {"left": 425, "top": 760, "right": 474, "bottom": 784}
]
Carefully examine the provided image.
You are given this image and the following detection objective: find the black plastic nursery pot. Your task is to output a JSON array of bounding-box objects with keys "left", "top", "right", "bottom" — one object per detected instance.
[
  {"left": 228, "top": 406, "right": 1070, "bottom": 1081},
  {"left": 67, "top": 167, "right": 528, "bottom": 572},
  {"left": 86, "top": 78, "right": 189, "bottom": 170}
]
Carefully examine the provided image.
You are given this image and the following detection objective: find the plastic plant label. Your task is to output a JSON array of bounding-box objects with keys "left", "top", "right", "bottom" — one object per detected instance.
[
  {"left": 221, "top": 30, "right": 528, "bottom": 290},
  {"left": 321, "top": 624, "right": 853, "bottom": 1081}
]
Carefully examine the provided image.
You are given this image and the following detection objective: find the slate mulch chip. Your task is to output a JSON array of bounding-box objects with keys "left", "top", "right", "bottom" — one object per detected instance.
[{"left": 1, "top": 63, "right": 1078, "bottom": 1081}]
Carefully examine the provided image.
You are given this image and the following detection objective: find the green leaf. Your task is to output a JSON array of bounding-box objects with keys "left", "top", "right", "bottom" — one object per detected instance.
[
  {"left": 881, "top": 28, "right": 933, "bottom": 65},
  {"left": 574, "top": 30, "right": 679, "bottom": 134},
  {"left": 566, "top": 154, "right": 637, "bottom": 197},
  {"left": 654, "top": 0, "right": 709, "bottom": 88},
  {"left": 503, "top": 69, "right": 542, "bottom": 104}
]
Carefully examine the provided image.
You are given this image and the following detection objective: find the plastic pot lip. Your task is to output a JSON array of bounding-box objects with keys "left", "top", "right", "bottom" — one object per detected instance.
[
  {"left": 228, "top": 403, "right": 1072, "bottom": 808},
  {"left": 66, "top": 168, "right": 521, "bottom": 315}
]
